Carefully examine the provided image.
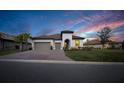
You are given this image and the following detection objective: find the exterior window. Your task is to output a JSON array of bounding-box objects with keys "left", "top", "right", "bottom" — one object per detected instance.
[{"left": 75, "top": 40, "right": 80, "bottom": 48}]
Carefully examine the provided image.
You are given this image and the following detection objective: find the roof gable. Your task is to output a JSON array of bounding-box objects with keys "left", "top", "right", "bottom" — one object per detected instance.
[{"left": 0, "top": 32, "right": 15, "bottom": 41}]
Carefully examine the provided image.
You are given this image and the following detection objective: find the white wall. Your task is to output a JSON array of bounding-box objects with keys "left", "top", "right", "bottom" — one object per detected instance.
[
  {"left": 79, "top": 40, "right": 84, "bottom": 47},
  {"left": 72, "top": 40, "right": 75, "bottom": 47},
  {"left": 54, "top": 40, "right": 61, "bottom": 43},
  {"left": 62, "top": 33, "right": 73, "bottom": 49},
  {"left": 72, "top": 39, "right": 84, "bottom": 48}
]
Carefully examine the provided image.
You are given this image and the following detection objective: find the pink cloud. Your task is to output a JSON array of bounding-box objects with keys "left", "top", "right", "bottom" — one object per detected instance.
[
  {"left": 110, "top": 35, "right": 124, "bottom": 42},
  {"left": 110, "top": 31, "right": 124, "bottom": 42},
  {"left": 74, "top": 20, "right": 124, "bottom": 35},
  {"left": 64, "top": 12, "right": 115, "bottom": 30},
  {"left": 108, "top": 20, "right": 124, "bottom": 29}
]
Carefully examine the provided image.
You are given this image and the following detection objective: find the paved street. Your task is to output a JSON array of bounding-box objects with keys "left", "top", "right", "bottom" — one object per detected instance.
[
  {"left": 0, "top": 50, "right": 72, "bottom": 61},
  {"left": 0, "top": 60, "right": 124, "bottom": 83}
]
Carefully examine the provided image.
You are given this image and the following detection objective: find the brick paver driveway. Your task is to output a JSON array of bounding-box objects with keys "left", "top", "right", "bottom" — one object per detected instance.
[{"left": 0, "top": 50, "right": 72, "bottom": 61}]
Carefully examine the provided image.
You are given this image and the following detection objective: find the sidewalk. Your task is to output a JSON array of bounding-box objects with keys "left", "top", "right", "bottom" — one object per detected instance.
[{"left": 0, "top": 59, "right": 124, "bottom": 65}]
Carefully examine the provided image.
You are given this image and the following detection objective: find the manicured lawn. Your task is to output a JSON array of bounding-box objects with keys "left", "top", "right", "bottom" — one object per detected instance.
[
  {"left": 65, "top": 49, "right": 124, "bottom": 62},
  {"left": 0, "top": 49, "right": 20, "bottom": 56}
]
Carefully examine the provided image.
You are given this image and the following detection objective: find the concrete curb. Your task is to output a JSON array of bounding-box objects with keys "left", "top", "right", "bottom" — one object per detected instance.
[{"left": 0, "top": 59, "right": 124, "bottom": 65}]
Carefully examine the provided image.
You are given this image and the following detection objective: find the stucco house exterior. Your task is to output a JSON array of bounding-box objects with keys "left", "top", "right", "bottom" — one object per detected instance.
[{"left": 32, "top": 30, "right": 85, "bottom": 50}]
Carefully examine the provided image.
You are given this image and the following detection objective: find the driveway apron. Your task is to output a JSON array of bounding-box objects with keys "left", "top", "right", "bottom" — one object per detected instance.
[{"left": 0, "top": 50, "right": 72, "bottom": 61}]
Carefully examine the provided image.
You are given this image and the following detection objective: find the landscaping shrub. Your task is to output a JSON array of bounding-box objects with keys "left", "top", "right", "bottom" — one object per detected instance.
[{"left": 81, "top": 47, "right": 93, "bottom": 51}]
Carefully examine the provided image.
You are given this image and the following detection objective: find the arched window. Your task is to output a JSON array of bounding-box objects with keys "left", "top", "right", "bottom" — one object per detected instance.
[{"left": 75, "top": 40, "right": 80, "bottom": 48}]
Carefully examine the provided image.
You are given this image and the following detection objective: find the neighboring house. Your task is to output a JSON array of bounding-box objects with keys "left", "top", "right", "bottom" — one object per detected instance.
[
  {"left": 84, "top": 39, "right": 103, "bottom": 48},
  {"left": 31, "top": 30, "right": 85, "bottom": 50},
  {"left": 84, "top": 39, "right": 122, "bottom": 49},
  {"left": 109, "top": 41, "right": 122, "bottom": 49},
  {"left": 0, "top": 32, "right": 32, "bottom": 50},
  {"left": 0, "top": 32, "right": 17, "bottom": 50}
]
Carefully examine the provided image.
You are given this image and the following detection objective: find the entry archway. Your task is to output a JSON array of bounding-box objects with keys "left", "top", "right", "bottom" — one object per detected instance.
[{"left": 64, "top": 39, "right": 70, "bottom": 49}]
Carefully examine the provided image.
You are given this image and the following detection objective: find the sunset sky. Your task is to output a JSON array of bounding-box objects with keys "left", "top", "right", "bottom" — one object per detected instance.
[{"left": 0, "top": 10, "right": 124, "bottom": 41}]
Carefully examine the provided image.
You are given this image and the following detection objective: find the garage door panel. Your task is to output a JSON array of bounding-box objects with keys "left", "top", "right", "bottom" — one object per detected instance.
[
  {"left": 34, "top": 42, "right": 50, "bottom": 51},
  {"left": 55, "top": 43, "right": 61, "bottom": 50}
]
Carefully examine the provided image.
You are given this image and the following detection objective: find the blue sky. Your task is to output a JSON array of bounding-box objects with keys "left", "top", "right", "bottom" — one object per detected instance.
[{"left": 0, "top": 10, "right": 124, "bottom": 41}]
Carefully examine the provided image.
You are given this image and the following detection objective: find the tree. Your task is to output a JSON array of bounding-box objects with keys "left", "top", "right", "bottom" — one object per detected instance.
[
  {"left": 15, "top": 33, "right": 31, "bottom": 51},
  {"left": 15, "top": 34, "right": 24, "bottom": 51},
  {"left": 23, "top": 33, "right": 31, "bottom": 50},
  {"left": 97, "top": 27, "right": 112, "bottom": 48}
]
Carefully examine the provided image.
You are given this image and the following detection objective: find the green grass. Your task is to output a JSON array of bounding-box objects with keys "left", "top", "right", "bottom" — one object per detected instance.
[
  {"left": 65, "top": 49, "right": 124, "bottom": 62},
  {"left": 0, "top": 49, "right": 20, "bottom": 56}
]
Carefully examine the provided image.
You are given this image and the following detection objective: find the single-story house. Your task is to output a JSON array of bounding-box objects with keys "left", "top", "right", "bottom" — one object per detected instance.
[
  {"left": 31, "top": 30, "right": 85, "bottom": 50},
  {"left": 84, "top": 39, "right": 122, "bottom": 49},
  {"left": 108, "top": 41, "right": 122, "bottom": 49},
  {"left": 84, "top": 39, "right": 103, "bottom": 48},
  {"left": 0, "top": 32, "right": 17, "bottom": 50},
  {"left": 0, "top": 32, "right": 32, "bottom": 50}
]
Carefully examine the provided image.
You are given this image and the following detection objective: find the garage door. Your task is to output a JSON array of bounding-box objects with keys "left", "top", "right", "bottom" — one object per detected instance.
[
  {"left": 55, "top": 43, "right": 61, "bottom": 50},
  {"left": 34, "top": 42, "right": 50, "bottom": 51}
]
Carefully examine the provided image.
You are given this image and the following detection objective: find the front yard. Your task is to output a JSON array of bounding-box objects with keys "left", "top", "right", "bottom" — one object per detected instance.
[
  {"left": 0, "top": 49, "right": 20, "bottom": 56},
  {"left": 65, "top": 49, "right": 124, "bottom": 62}
]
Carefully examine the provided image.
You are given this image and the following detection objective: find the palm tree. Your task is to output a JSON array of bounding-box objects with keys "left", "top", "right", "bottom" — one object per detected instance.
[
  {"left": 15, "top": 34, "right": 24, "bottom": 51},
  {"left": 15, "top": 33, "right": 31, "bottom": 51},
  {"left": 23, "top": 33, "right": 31, "bottom": 50}
]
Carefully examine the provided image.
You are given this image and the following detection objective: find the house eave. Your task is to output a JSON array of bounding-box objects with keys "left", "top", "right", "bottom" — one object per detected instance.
[
  {"left": 72, "top": 38, "right": 85, "bottom": 40},
  {"left": 32, "top": 38, "right": 54, "bottom": 40},
  {"left": 61, "top": 30, "right": 74, "bottom": 34}
]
